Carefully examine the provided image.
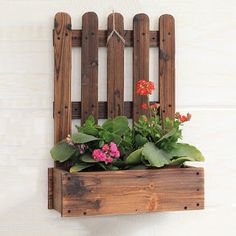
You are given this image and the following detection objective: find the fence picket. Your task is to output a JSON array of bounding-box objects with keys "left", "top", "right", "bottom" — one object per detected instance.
[
  {"left": 53, "top": 12, "right": 72, "bottom": 144},
  {"left": 159, "top": 15, "right": 175, "bottom": 120},
  {"left": 107, "top": 13, "right": 124, "bottom": 118},
  {"left": 133, "top": 14, "right": 150, "bottom": 122},
  {"left": 81, "top": 12, "right": 99, "bottom": 123}
]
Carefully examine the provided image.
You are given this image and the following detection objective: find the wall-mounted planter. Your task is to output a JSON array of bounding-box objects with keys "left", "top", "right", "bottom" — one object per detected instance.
[
  {"left": 49, "top": 167, "right": 204, "bottom": 216},
  {"left": 48, "top": 12, "right": 205, "bottom": 217}
]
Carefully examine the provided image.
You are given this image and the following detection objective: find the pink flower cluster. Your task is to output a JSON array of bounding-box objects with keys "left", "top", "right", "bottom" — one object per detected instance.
[{"left": 92, "top": 142, "right": 120, "bottom": 164}]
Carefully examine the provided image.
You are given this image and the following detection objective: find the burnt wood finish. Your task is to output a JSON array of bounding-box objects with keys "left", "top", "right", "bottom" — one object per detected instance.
[
  {"left": 50, "top": 167, "right": 204, "bottom": 217},
  {"left": 49, "top": 12, "right": 204, "bottom": 217},
  {"left": 71, "top": 101, "right": 159, "bottom": 119},
  {"left": 81, "top": 12, "right": 99, "bottom": 123},
  {"left": 48, "top": 168, "right": 53, "bottom": 209},
  {"left": 52, "top": 168, "right": 64, "bottom": 213},
  {"left": 72, "top": 30, "right": 159, "bottom": 47},
  {"left": 53, "top": 12, "right": 72, "bottom": 144},
  {"left": 107, "top": 13, "right": 124, "bottom": 118},
  {"left": 133, "top": 14, "right": 150, "bottom": 122},
  {"left": 159, "top": 15, "right": 175, "bottom": 120}
]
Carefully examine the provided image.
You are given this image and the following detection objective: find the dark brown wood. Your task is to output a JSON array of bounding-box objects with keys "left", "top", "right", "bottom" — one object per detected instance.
[
  {"left": 51, "top": 167, "right": 204, "bottom": 217},
  {"left": 107, "top": 13, "right": 124, "bottom": 118},
  {"left": 72, "top": 30, "right": 159, "bottom": 47},
  {"left": 52, "top": 168, "right": 65, "bottom": 213},
  {"left": 133, "top": 14, "right": 150, "bottom": 122},
  {"left": 71, "top": 101, "right": 159, "bottom": 119},
  {"left": 81, "top": 12, "right": 99, "bottom": 123},
  {"left": 159, "top": 15, "right": 175, "bottom": 120},
  {"left": 53, "top": 12, "right": 72, "bottom": 144},
  {"left": 48, "top": 168, "right": 53, "bottom": 209},
  {"left": 49, "top": 13, "right": 204, "bottom": 218}
]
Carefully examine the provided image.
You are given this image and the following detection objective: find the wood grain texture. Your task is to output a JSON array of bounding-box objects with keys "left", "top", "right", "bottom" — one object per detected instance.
[
  {"left": 107, "top": 13, "right": 124, "bottom": 118},
  {"left": 50, "top": 12, "right": 203, "bottom": 218},
  {"left": 48, "top": 168, "right": 53, "bottom": 209},
  {"left": 2, "top": 0, "right": 235, "bottom": 233},
  {"left": 53, "top": 12, "right": 72, "bottom": 144},
  {"left": 71, "top": 101, "right": 159, "bottom": 119},
  {"left": 133, "top": 14, "right": 150, "bottom": 122},
  {"left": 51, "top": 167, "right": 204, "bottom": 217},
  {"left": 52, "top": 168, "right": 64, "bottom": 213},
  {"left": 81, "top": 12, "right": 99, "bottom": 124},
  {"left": 159, "top": 15, "right": 175, "bottom": 120},
  {"left": 72, "top": 30, "right": 159, "bottom": 47}
]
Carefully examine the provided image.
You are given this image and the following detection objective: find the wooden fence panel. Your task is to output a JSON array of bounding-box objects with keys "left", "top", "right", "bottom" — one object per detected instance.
[
  {"left": 133, "top": 14, "right": 150, "bottom": 122},
  {"left": 159, "top": 14, "right": 175, "bottom": 120},
  {"left": 81, "top": 12, "right": 99, "bottom": 123},
  {"left": 52, "top": 12, "right": 175, "bottom": 169},
  {"left": 107, "top": 13, "right": 125, "bottom": 118}
]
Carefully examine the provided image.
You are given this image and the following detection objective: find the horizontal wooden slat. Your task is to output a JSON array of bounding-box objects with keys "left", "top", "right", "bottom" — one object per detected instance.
[
  {"left": 70, "top": 101, "right": 159, "bottom": 119},
  {"left": 52, "top": 167, "right": 204, "bottom": 217},
  {"left": 72, "top": 30, "right": 159, "bottom": 47}
]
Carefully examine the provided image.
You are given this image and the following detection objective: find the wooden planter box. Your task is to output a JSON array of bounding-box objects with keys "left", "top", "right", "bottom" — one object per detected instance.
[
  {"left": 48, "top": 12, "right": 205, "bottom": 217},
  {"left": 48, "top": 167, "right": 204, "bottom": 217}
]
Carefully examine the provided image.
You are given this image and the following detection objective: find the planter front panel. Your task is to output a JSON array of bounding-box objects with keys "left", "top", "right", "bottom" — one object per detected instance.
[{"left": 50, "top": 167, "right": 204, "bottom": 217}]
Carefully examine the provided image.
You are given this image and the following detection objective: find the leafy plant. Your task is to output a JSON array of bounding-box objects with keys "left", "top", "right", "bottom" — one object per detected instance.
[{"left": 50, "top": 81, "right": 205, "bottom": 172}]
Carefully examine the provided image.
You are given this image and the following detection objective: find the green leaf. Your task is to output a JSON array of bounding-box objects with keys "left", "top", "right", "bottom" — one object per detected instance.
[
  {"left": 135, "top": 134, "right": 148, "bottom": 147},
  {"left": 99, "top": 130, "right": 113, "bottom": 143},
  {"left": 71, "top": 132, "right": 99, "bottom": 144},
  {"left": 112, "top": 159, "right": 126, "bottom": 168},
  {"left": 170, "top": 156, "right": 195, "bottom": 166},
  {"left": 50, "top": 140, "right": 76, "bottom": 162},
  {"left": 113, "top": 116, "right": 129, "bottom": 134},
  {"left": 125, "top": 148, "right": 143, "bottom": 165},
  {"left": 98, "top": 162, "right": 108, "bottom": 170},
  {"left": 80, "top": 154, "right": 98, "bottom": 163},
  {"left": 110, "top": 166, "right": 120, "bottom": 170},
  {"left": 127, "top": 165, "right": 147, "bottom": 170},
  {"left": 102, "top": 119, "right": 113, "bottom": 132},
  {"left": 169, "top": 143, "right": 205, "bottom": 161},
  {"left": 142, "top": 142, "right": 171, "bottom": 167},
  {"left": 156, "top": 128, "right": 176, "bottom": 143},
  {"left": 99, "top": 140, "right": 105, "bottom": 148},
  {"left": 84, "top": 115, "right": 95, "bottom": 126},
  {"left": 70, "top": 163, "right": 94, "bottom": 172},
  {"left": 82, "top": 126, "right": 98, "bottom": 136},
  {"left": 102, "top": 116, "right": 129, "bottom": 135},
  {"left": 112, "top": 133, "right": 122, "bottom": 145}
]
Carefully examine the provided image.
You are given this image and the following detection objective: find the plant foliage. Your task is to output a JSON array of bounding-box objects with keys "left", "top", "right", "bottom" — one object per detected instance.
[{"left": 50, "top": 80, "right": 204, "bottom": 172}]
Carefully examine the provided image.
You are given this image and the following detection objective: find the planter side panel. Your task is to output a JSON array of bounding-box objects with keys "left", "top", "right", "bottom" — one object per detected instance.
[
  {"left": 61, "top": 167, "right": 204, "bottom": 217},
  {"left": 52, "top": 168, "right": 63, "bottom": 214}
]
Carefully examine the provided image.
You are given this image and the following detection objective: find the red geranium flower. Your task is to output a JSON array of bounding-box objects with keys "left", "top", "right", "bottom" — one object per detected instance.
[
  {"left": 141, "top": 103, "right": 148, "bottom": 110},
  {"left": 150, "top": 103, "right": 159, "bottom": 110},
  {"left": 180, "top": 115, "right": 187, "bottom": 123},
  {"left": 175, "top": 112, "right": 192, "bottom": 123},
  {"left": 136, "top": 80, "right": 155, "bottom": 96}
]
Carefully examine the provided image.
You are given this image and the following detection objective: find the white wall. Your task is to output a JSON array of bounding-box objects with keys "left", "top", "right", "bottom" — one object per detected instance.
[{"left": 0, "top": 0, "right": 236, "bottom": 235}]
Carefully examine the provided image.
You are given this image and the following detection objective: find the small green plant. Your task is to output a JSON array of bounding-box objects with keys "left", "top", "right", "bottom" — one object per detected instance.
[{"left": 50, "top": 80, "right": 204, "bottom": 172}]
